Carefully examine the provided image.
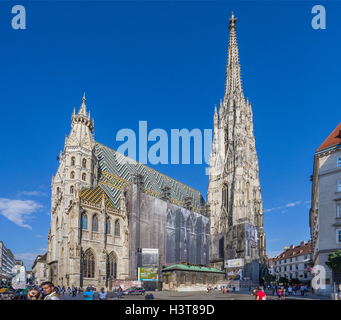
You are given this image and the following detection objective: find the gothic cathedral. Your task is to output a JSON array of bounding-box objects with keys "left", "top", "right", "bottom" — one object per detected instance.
[{"left": 207, "top": 14, "right": 267, "bottom": 279}]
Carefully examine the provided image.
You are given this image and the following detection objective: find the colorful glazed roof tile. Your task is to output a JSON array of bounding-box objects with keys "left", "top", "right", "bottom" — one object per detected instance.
[
  {"left": 317, "top": 122, "right": 341, "bottom": 151},
  {"left": 95, "top": 142, "right": 205, "bottom": 211},
  {"left": 80, "top": 184, "right": 115, "bottom": 209}
]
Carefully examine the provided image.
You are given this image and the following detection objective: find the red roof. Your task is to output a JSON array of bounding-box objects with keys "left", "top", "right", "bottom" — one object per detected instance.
[
  {"left": 272, "top": 243, "right": 311, "bottom": 261},
  {"left": 317, "top": 122, "right": 341, "bottom": 151}
]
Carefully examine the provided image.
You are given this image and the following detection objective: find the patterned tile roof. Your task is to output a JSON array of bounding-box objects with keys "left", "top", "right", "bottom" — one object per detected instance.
[
  {"left": 95, "top": 142, "right": 205, "bottom": 211},
  {"left": 80, "top": 184, "right": 115, "bottom": 209}
]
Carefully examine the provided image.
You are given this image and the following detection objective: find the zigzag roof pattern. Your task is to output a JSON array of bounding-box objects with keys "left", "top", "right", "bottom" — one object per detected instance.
[
  {"left": 80, "top": 184, "right": 115, "bottom": 209},
  {"left": 95, "top": 142, "right": 205, "bottom": 211}
]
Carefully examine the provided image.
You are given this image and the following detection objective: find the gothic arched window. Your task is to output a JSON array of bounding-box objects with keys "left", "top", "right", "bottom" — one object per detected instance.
[
  {"left": 82, "top": 158, "right": 87, "bottom": 168},
  {"left": 115, "top": 220, "right": 120, "bottom": 236},
  {"left": 107, "top": 251, "right": 117, "bottom": 279},
  {"left": 81, "top": 213, "right": 88, "bottom": 230},
  {"left": 71, "top": 157, "right": 75, "bottom": 166},
  {"left": 82, "top": 173, "right": 86, "bottom": 181},
  {"left": 105, "top": 217, "right": 111, "bottom": 235},
  {"left": 56, "top": 187, "right": 60, "bottom": 195},
  {"left": 92, "top": 214, "right": 99, "bottom": 232},
  {"left": 70, "top": 185, "right": 74, "bottom": 194},
  {"left": 70, "top": 171, "right": 75, "bottom": 179},
  {"left": 83, "top": 249, "right": 95, "bottom": 278},
  {"left": 222, "top": 184, "right": 228, "bottom": 211}
]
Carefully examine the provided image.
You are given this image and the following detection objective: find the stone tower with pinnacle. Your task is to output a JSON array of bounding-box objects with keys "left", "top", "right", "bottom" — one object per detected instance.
[{"left": 207, "top": 13, "right": 267, "bottom": 280}]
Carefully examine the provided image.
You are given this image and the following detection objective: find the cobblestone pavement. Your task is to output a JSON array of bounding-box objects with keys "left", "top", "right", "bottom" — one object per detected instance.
[{"left": 60, "top": 290, "right": 331, "bottom": 300}]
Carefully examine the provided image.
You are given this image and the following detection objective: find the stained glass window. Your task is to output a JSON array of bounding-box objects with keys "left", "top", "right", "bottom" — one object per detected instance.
[
  {"left": 83, "top": 249, "right": 95, "bottom": 278},
  {"left": 115, "top": 220, "right": 120, "bottom": 236},
  {"left": 107, "top": 252, "right": 117, "bottom": 278},
  {"left": 92, "top": 215, "right": 98, "bottom": 232},
  {"left": 81, "top": 213, "right": 87, "bottom": 230}
]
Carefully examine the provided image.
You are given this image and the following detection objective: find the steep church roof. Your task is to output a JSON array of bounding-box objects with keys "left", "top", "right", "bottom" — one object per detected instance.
[
  {"left": 95, "top": 142, "right": 205, "bottom": 212},
  {"left": 80, "top": 184, "right": 115, "bottom": 209},
  {"left": 316, "top": 122, "right": 341, "bottom": 151}
]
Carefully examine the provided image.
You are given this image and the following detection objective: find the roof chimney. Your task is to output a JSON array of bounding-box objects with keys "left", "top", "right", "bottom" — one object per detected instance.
[
  {"left": 300, "top": 241, "right": 306, "bottom": 246},
  {"left": 284, "top": 246, "right": 290, "bottom": 251},
  {"left": 290, "top": 244, "right": 295, "bottom": 249}
]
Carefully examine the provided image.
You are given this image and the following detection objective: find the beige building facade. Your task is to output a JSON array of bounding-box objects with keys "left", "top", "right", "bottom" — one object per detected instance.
[
  {"left": 310, "top": 122, "right": 341, "bottom": 295},
  {"left": 32, "top": 253, "right": 48, "bottom": 286}
]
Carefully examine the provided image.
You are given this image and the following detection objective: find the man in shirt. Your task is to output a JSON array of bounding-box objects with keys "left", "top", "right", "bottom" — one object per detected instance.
[
  {"left": 83, "top": 287, "right": 95, "bottom": 300},
  {"left": 41, "top": 282, "right": 60, "bottom": 300},
  {"left": 256, "top": 286, "right": 266, "bottom": 300}
]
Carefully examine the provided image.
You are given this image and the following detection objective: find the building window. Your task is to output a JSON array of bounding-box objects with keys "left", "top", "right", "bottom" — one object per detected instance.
[
  {"left": 71, "top": 157, "right": 75, "bottom": 166},
  {"left": 82, "top": 158, "right": 87, "bottom": 168},
  {"left": 92, "top": 215, "right": 99, "bottom": 232},
  {"left": 115, "top": 220, "right": 120, "bottom": 236},
  {"left": 107, "top": 252, "right": 117, "bottom": 279},
  {"left": 289, "top": 265, "right": 292, "bottom": 271},
  {"left": 338, "top": 180, "right": 341, "bottom": 192},
  {"left": 164, "top": 275, "right": 169, "bottom": 284},
  {"left": 222, "top": 184, "right": 228, "bottom": 212},
  {"left": 105, "top": 218, "right": 111, "bottom": 235},
  {"left": 56, "top": 187, "right": 60, "bottom": 195},
  {"left": 180, "top": 274, "right": 185, "bottom": 285},
  {"left": 82, "top": 173, "right": 86, "bottom": 181},
  {"left": 191, "top": 275, "right": 196, "bottom": 284},
  {"left": 70, "top": 171, "right": 75, "bottom": 179},
  {"left": 81, "top": 213, "right": 87, "bottom": 230},
  {"left": 337, "top": 230, "right": 341, "bottom": 243},
  {"left": 338, "top": 157, "right": 341, "bottom": 167},
  {"left": 284, "top": 266, "right": 287, "bottom": 271},
  {"left": 83, "top": 249, "right": 95, "bottom": 278},
  {"left": 213, "top": 276, "right": 217, "bottom": 284},
  {"left": 284, "top": 259, "right": 287, "bottom": 263},
  {"left": 296, "top": 264, "right": 299, "bottom": 270},
  {"left": 295, "top": 257, "right": 298, "bottom": 261},
  {"left": 70, "top": 186, "right": 74, "bottom": 194},
  {"left": 337, "top": 205, "right": 341, "bottom": 218}
]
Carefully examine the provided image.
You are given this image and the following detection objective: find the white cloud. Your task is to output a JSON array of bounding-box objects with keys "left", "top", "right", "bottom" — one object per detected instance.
[
  {"left": 0, "top": 198, "right": 43, "bottom": 230},
  {"left": 267, "top": 238, "right": 283, "bottom": 242},
  {"left": 19, "top": 191, "right": 47, "bottom": 196},
  {"left": 264, "top": 208, "right": 276, "bottom": 212},
  {"left": 13, "top": 252, "right": 39, "bottom": 268},
  {"left": 282, "top": 210, "right": 288, "bottom": 213},
  {"left": 35, "top": 235, "right": 43, "bottom": 238},
  {"left": 286, "top": 201, "right": 301, "bottom": 207},
  {"left": 305, "top": 201, "right": 311, "bottom": 204},
  {"left": 38, "top": 247, "right": 47, "bottom": 252}
]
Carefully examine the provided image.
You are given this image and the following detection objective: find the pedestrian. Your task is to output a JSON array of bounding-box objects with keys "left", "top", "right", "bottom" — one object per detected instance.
[
  {"left": 72, "top": 286, "right": 76, "bottom": 297},
  {"left": 61, "top": 286, "right": 65, "bottom": 296},
  {"left": 222, "top": 286, "right": 225, "bottom": 294},
  {"left": 41, "top": 281, "right": 60, "bottom": 300},
  {"left": 288, "top": 286, "right": 292, "bottom": 296},
  {"left": 78, "top": 287, "right": 82, "bottom": 295},
  {"left": 83, "top": 287, "right": 95, "bottom": 300},
  {"left": 256, "top": 286, "right": 266, "bottom": 300},
  {"left": 97, "top": 288, "right": 108, "bottom": 300},
  {"left": 281, "top": 286, "right": 286, "bottom": 300},
  {"left": 27, "top": 288, "right": 41, "bottom": 300},
  {"left": 251, "top": 287, "right": 258, "bottom": 300},
  {"left": 117, "top": 286, "right": 123, "bottom": 299},
  {"left": 67, "top": 287, "right": 71, "bottom": 296},
  {"left": 232, "top": 286, "right": 235, "bottom": 292},
  {"left": 300, "top": 285, "right": 305, "bottom": 296},
  {"left": 277, "top": 287, "right": 282, "bottom": 300}
]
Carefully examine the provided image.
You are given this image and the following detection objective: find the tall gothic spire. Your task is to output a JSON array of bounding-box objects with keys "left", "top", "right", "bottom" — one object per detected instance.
[{"left": 224, "top": 12, "right": 243, "bottom": 99}]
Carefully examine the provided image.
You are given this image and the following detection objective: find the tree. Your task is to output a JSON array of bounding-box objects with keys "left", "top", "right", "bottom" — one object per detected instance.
[
  {"left": 278, "top": 277, "right": 289, "bottom": 284},
  {"left": 262, "top": 274, "right": 276, "bottom": 283},
  {"left": 290, "top": 278, "right": 300, "bottom": 285},
  {"left": 325, "top": 250, "right": 341, "bottom": 274}
]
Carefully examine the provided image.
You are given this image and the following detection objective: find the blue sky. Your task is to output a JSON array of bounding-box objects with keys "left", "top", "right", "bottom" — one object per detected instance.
[{"left": 0, "top": 0, "right": 339, "bottom": 269}]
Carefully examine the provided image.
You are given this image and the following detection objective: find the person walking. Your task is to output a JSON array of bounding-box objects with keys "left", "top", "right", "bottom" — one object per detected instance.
[
  {"left": 300, "top": 285, "right": 305, "bottom": 296},
  {"left": 97, "top": 288, "right": 108, "bottom": 300},
  {"left": 72, "top": 286, "right": 77, "bottom": 297},
  {"left": 117, "top": 286, "right": 123, "bottom": 299},
  {"left": 83, "top": 287, "right": 95, "bottom": 300},
  {"left": 256, "top": 286, "right": 266, "bottom": 300},
  {"left": 67, "top": 287, "right": 71, "bottom": 296},
  {"left": 277, "top": 287, "right": 282, "bottom": 300},
  {"left": 61, "top": 286, "right": 65, "bottom": 296}
]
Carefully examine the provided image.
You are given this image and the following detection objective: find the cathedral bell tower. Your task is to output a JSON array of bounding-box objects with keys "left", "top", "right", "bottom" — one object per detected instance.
[
  {"left": 207, "top": 13, "right": 267, "bottom": 280},
  {"left": 49, "top": 95, "right": 98, "bottom": 264}
]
